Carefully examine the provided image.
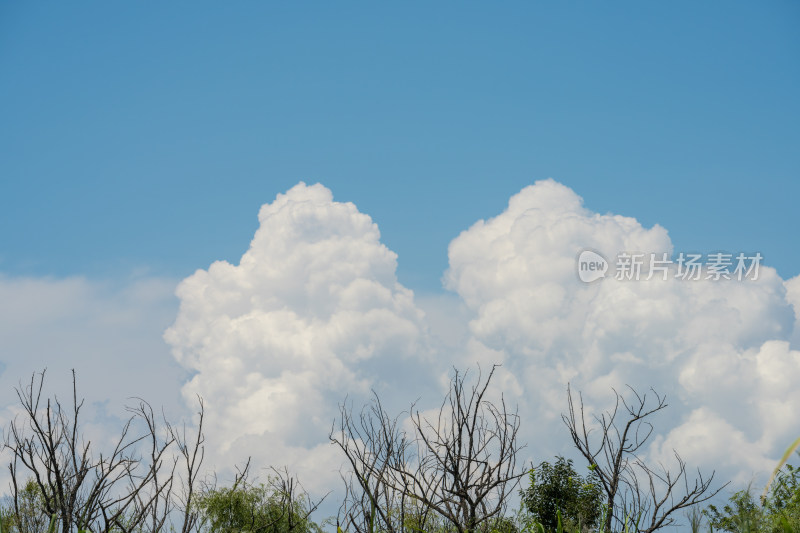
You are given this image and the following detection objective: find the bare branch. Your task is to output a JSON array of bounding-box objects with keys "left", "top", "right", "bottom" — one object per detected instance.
[
  {"left": 332, "top": 365, "right": 524, "bottom": 533},
  {"left": 3, "top": 370, "right": 181, "bottom": 533},
  {"left": 563, "top": 384, "right": 728, "bottom": 532}
]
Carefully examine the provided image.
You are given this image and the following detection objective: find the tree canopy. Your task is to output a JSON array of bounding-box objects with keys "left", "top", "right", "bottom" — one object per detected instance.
[{"left": 520, "top": 456, "right": 602, "bottom": 532}]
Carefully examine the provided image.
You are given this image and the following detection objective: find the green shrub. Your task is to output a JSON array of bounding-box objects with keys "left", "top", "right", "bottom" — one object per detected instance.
[
  {"left": 520, "top": 457, "right": 602, "bottom": 532},
  {"left": 705, "top": 460, "right": 800, "bottom": 533},
  {"left": 195, "top": 477, "right": 321, "bottom": 533}
]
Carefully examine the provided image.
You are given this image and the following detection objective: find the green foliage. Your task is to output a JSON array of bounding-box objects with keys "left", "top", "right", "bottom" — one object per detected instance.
[
  {"left": 0, "top": 509, "right": 11, "bottom": 533},
  {"left": 765, "top": 463, "right": 800, "bottom": 529},
  {"left": 398, "top": 501, "right": 454, "bottom": 533},
  {"left": 520, "top": 457, "right": 602, "bottom": 533},
  {"left": 763, "top": 438, "right": 800, "bottom": 506},
  {"left": 705, "top": 460, "right": 800, "bottom": 533},
  {"left": 705, "top": 489, "right": 767, "bottom": 532},
  {"left": 195, "top": 477, "right": 320, "bottom": 533},
  {"left": 482, "top": 515, "right": 520, "bottom": 533},
  {"left": 0, "top": 479, "right": 54, "bottom": 533}
]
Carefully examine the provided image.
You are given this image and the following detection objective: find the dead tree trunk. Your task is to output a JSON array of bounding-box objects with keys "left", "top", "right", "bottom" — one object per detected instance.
[
  {"left": 563, "top": 385, "right": 727, "bottom": 532},
  {"left": 332, "top": 365, "right": 525, "bottom": 533},
  {"left": 3, "top": 370, "right": 207, "bottom": 533}
]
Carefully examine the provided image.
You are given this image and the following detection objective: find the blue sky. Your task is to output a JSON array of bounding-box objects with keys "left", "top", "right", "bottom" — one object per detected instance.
[
  {"left": 2, "top": 1, "right": 798, "bottom": 292},
  {"left": 2, "top": 2, "right": 800, "bottom": 519}
]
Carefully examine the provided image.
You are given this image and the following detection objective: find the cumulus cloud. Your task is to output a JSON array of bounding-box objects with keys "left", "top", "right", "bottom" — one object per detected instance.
[
  {"left": 444, "top": 179, "right": 799, "bottom": 481},
  {"left": 163, "top": 178, "right": 798, "bottom": 499},
  {"left": 0, "top": 177, "right": 793, "bottom": 511},
  {"left": 164, "top": 183, "right": 431, "bottom": 488},
  {"left": 785, "top": 274, "right": 800, "bottom": 347}
]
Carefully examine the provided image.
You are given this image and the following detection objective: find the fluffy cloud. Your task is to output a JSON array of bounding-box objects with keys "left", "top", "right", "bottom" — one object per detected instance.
[
  {"left": 785, "top": 274, "right": 800, "bottom": 347},
  {"left": 164, "top": 183, "right": 431, "bottom": 487},
  {"left": 1, "top": 178, "right": 795, "bottom": 509},
  {"left": 153, "top": 178, "right": 800, "bottom": 498},
  {"left": 444, "top": 179, "right": 799, "bottom": 481}
]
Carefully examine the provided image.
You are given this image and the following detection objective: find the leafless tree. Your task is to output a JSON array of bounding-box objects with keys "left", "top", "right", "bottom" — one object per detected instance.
[
  {"left": 267, "top": 466, "right": 328, "bottom": 533},
  {"left": 121, "top": 395, "right": 207, "bottom": 533},
  {"left": 3, "top": 370, "right": 209, "bottom": 533},
  {"left": 331, "top": 393, "right": 422, "bottom": 533},
  {"left": 169, "top": 396, "right": 206, "bottom": 533},
  {"left": 563, "top": 385, "right": 727, "bottom": 532},
  {"left": 104, "top": 398, "right": 177, "bottom": 533},
  {"left": 3, "top": 370, "right": 174, "bottom": 532},
  {"left": 332, "top": 365, "right": 525, "bottom": 533}
]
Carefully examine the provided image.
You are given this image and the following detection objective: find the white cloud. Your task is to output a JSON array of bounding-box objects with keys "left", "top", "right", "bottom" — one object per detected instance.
[
  {"left": 162, "top": 178, "right": 799, "bottom": 498},
  {"left": 651, "top": 408, "right": 772, "bottom": 486},
  {"left": 164, "top": 182, "right": 432, "bottom": 490},
  {"left": 443, "top": 179, "right": 799, "bottom": 483},
  {"left": 785, "top": 274, "right": 800, "bottom": 347},
  {"left": 3, "top": 178, "right": 797, "bottom": 510},
  {"left": 0, "top": 274, "right": 186, "bottom": 496},
  {"left": 0, "top": 274, "right": 183, "bottom": 415}
]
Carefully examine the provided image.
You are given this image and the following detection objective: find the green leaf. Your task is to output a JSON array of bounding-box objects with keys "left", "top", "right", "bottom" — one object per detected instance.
[{"left": 763, "top": 436, "right": 800, "bottom": 504}]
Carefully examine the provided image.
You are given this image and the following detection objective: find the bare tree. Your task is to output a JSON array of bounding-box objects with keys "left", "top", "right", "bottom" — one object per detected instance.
[
  {"left": 120, "top": 395, "right": 208, "bottom": 533},
  {"left": 267, "top": 466, "right": 327, "bottom": 533},
  {"left": 563, "top": 385, "right": 727, "bottom": 532},
  {"left": 103, "top": 398, "right": 177, "bottom": 533},
  {"left": 169, "top": 396, "right": 206, "bottom": 533},
  {"left": 332, "top": 365, "right": 525, "bottom": 533},
  {"left": 3, "top": 370, "right": 212, "bottom": 533},
  {"left": 331, "top": 393, "right": 423, "bottom": 533},
  {"left": 3, "top": 370, "right": 177, "bottom": 533}
]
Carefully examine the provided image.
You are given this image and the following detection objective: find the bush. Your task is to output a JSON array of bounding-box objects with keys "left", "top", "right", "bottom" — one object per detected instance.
[
  {"left": 705, "top": 460, "right": 800, "bottom": 533},
  {"left": 520, "top": 457, "right": 602, "bottom": 532},
  {"left": 195, "top": 475, "right": 321, "bottom": 533}
]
